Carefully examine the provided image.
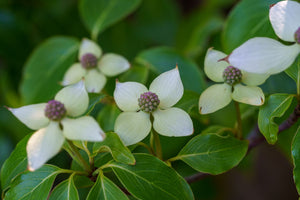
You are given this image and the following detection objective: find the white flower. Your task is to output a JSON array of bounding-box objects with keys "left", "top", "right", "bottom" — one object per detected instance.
[
  {"left": 228, "top": 0, "right": 300, "bottom": 74},
  {"left": 113, "top": 68, "right": 194, "bottom": 146},
  {"left": 62, "top": 38, "right": 130, "bottom": 93},
  {"left": 199, "top": 48, "right": 267, "bottom": 114},
  {"left": 8, "top": 81, "right": 105, "bottom": 171}
]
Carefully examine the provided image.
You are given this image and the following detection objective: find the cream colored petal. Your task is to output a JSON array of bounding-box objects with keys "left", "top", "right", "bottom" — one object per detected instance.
[
  {"left": 242, "top": 71, "right": 269, "bottom": 86},
  {"left": 27, "top": 122, "right": 64, "bottom": 171},
  {"left": 149, "top": 68, "right": 183, "bottom": 109},
  {"left": 85, "top": 69, "right": 107, "bottom": 93},
  {"left": 199, "top": 84, "right": 232, "bottom": 114},
  {"left": 55, "top": 80, "right": 88, "bottom": 117},
  {"left": 152, "top": 108, "right": 193, "bottom": 137},
  {"left": 62, "top": 63, "right": 86, "bottom": 86},
  {"left": 232, "top": 84, "right": 264, "bottom": 106},
  {"left": 114, "top": 111, "right": 151, "bottom": 146},
  {"left": 269, "top": 1, "right": 300, "bottom": 42},
  {"left": 229, "top": 37, "right": 300, "bottom": 74},
  {"left": 79, "top": 38, "right": 102, "bottom": 59},
  {"left": 9, "top": 103, "right": 49, "bottom": 130},
  {"left": 204, "top": 48, "right": 229, "bottom": 82},
  {"left": 62, "top": 116, "right": 105, "bottom": 142},
  {"left": 114, "top": 82, "right": 148, "bottom": 112},
  {"left": 98, "top": 53, "right": 130, "bottom": 77}
]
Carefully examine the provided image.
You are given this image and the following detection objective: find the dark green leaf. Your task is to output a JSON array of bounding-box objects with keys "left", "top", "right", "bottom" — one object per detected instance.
[
  {"left": 79, "top": 0, "right": 141, "bottom": 39},
  {"left": 292, "top": 127, "right": 300, "bottom": 195},
  {"left": 1, "top": 134, "right": 30, "bottom": 190},
  {"left": 97, "top": 104, "right": 121, "bottom": 132},
  {"left": 20, "top": 36, "right": 79, "bottom": 104},
  {"left": 93, "top": 132, "right": 135, "bottom": 165},
  {"left": 258, "top": 94, "right": 294, "bottom": 144},
  {"left": 175, "top": 90, "right": 199, "bottom": 113},
  {"left": 86, "top": 173, "right": 128, "bottom": 200},
  {"left": 110, "top": 153, "right": 194, "bottom": 200},
  {"left": 176, "top": 134, "right": 248, "bottom": 175},
  {"left": 4, "top": 165, "right": 61, "bottom": 200},
  {"left": 49, "top": 175, "right": 79, "bottom": 200},
  {"left": 84, "top": 93, "right": 106, "bottom": 115},
  {"left": 135, "top": 47, "right": 205, "bottom": 93},
  {"left": 222, "top": 0, "right": 278, "bottom": 53},
  {"left": 285, "top": 56, "right": 300, "bottom": 82},
  {"left": 119, "top": 63, "right": 149, "bottom": 84}
]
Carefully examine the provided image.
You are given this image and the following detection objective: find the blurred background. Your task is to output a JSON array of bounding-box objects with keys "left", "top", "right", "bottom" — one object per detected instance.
[{"left": 0, "top": 0, "right": 298, "bottom": 199}]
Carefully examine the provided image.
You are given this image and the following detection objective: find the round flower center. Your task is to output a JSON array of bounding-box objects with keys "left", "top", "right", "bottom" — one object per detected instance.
[
  {"left": 295, "top": 27, "right": 300, "bottom": 44},
  {"left": 223, "top": 66, "right": 242, "bottom": 86},
  {"left": 138, "top": 92, "right": 160, "bottom": 113},
  {"left": 80, "top": 53, "right": 98, "bottom": 69},
  {"left": 45, "top": 100, "right": 67, "bottom": 121}
]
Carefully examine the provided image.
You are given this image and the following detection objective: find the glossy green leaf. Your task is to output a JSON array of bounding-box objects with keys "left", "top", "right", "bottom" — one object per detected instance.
[
  {"left": 258, "top": 94, "right": 294, "bottom": 144},
  {"left": 119, "top": 63, "right": 149, "bottom": 84},
  {"left": 175, "top": 134, "right": 248, "bottom": 175},
  {"left": 285, "top": 56, "right": 300, "bottom": 82},
  {"left": 135, "top": 47, "right": 206, "bottom": 93},
  {"left": 222, "top": 0, "right": 278, "bottom": 53},
  {"left": 84, "top": 93, "right": 106, "bottom": 115},
  {"left": 97, "top": 104, "right": 121, "bottom": 132},
  {"left": 110, "top": 153, "right": 194, "bottom": 200},
  {"left": 93, "top": 132, "right": 135, "bottom": 165},
  {"left": 20, "top": 37, "right": 79, "bottom": 104},
  {"left": 79, "top": 0, "right": 141, "bottom": 39},
  {"left": 86, "top": 173, "right": 128, "bottom": 200},
  {"left": 292, "top": 127, "right": 300, "bottom": 195},
  {"left": 4, "top": 165, "right": 61, "bottom": 200},
  {"left": 49, "top": 175, "right": 79, "bottom": 200},
  {"left": 1, "top": 134, "right": 30, "bottom": 190}
]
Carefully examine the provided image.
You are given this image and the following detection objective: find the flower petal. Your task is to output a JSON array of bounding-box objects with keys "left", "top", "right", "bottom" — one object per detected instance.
[
  {"left": 204, "top": 48, "right": 229, "bottom": 82},
  {"left": 232, "top": 84, "right": 264, "bottom": 106},
  {"left": 114, "top": 111, "right": 151, "bottom": 146},
  {"left": 62, "top": 63, "right": 86, "bottom": 86},
  {"left": 229, "top": 37, "right": 300, "bottom": 74},
  {"left": 85, "top": 69, "right": 107, "bottom": 93},
  {"left": 98, "top": 53, "right": 130, "bottom": 77},
  {"left": 9, "top": 103, "right": 49, "bottom": 130},
  {"left": 242, "top": 71, "right": 269, "bottom": 86},
  {"left": 27, "top": 122, "right": 64, "bottom": 171},
  {"left": 152, "top": 108, "right": 193, "bottom": 137},
  {"left": 79, "top": 38, "right": 102, "bottom": 60},
  {"left": 62, "top": 116, "right": 105, "bottom": 142},
  {"left": 269, "top": 1, "right": 300, "bottom": 42},
  {"left": 149, "top": 68, "right": 183, "bottom": 109},
  {"left": 114, "top": 82, "right": 148, "bottom": 112},
  {"left": 55, "top": 80, "right": 88, "bottom": 117},
  {"left": 199, "top": 83, "right": 232, "bottom": 114}
]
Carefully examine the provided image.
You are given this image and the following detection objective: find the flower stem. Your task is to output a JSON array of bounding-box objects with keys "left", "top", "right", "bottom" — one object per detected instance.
[
  {"left": 137, "top": 142, "right": 155, "bottom": 155},
  {"left": 66, "top": 140, "right": 92, "bottom": 173},
  {"left": 152, "top": 129, "right": 163, "bottom": 160},
  {"left": 234, "top": 101, "right": 243, "bottom": 139}
]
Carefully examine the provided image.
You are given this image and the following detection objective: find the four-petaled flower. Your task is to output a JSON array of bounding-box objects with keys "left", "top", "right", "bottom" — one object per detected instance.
[
  {"left": 199, "top": 48, "right": 267, "bottom": 114},
  {"left": 228, "top": 0, "right": 300, "bottom": 74},
  {"left": 113, "top": 68, "right": 194, "bottom": 146},
  {"left": 62, "top": 38, "right": 130, "bottom": 93},
  {"left": 8, "top": 81, "right": 105, "bottom": 171}
]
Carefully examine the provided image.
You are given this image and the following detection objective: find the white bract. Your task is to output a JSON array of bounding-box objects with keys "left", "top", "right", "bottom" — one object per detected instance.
[
  {"left": 8, "top": 81, "right": 105, "bottom": 171},
  {"left": 113, "top": 68, "right": 194, "bottom": 146},
  {"left": 199, "top": 48, "right": 267, "bottom": 114},
  {"left": 228, "top": 0, "right": 300, "bottom": 74},
  {"left": 62, "top": 38, "right": 130, "bottom": 93}
]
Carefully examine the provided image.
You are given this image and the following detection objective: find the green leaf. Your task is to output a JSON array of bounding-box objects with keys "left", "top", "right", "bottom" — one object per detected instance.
[
  {"left": 175, "top": 90, "right": 199, "bottom": 113},
  {"left": 119, "top": 63, "right": 149, "bottom": 84},
  {"left": 222, "top": 0, "right": 278, "bottom": 53},
  {"left": 20, "top": 36, "right": 79, "bottom": 104},
  {"left": 97, "top": 104, "right": 121, "bottom": 132},
  {"left": 49, "top": 174, "right": 79, "bottom": 200},
  {"left": 86, "top": 173, "right": 128, "bottom": 200},
  {"left": 1, "top": 134, "right": 30, "bottom": 190},
  {"left": 110, "top": 153, "right": 194, "bottom": 200},
  {"left": 79, "top": 0, "right": 141, "bottom": 39},
  {"left": 292, "top": 127, "right": 300, "bottom": 195},
  {"left": 93, "top": 132, "right": 135, "bottom": 165},
  {"left": 258, "top": 94, "right": 294, "bottom": 144},
  {"left": 175, "top": 134, "right": 248, "bottom": 175},
  {"left": 84, "top": 93, "right": 106, "bottom": 115},
  {"left": 4, "top": 165, "right": 61, "bottom": 200},
  {"left": 135, "top": 47, "right": 206, "bottom": 93},
  {"left": 285, "top": 56, "right": 300, "bottom": 82}
]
